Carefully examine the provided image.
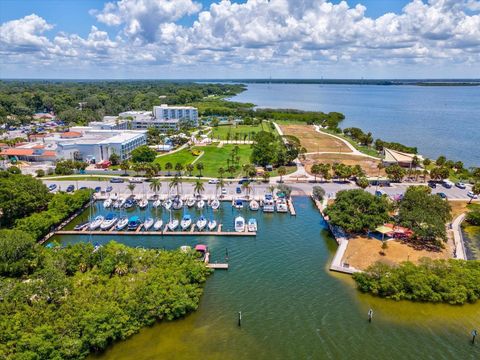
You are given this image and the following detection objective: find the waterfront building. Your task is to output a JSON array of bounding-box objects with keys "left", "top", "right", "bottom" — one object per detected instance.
[
  {"left": 90, "top": 117, "right": 128, "bottom": 130},
  {"left": 382, "top": 148, "right": 423, "bottom": 168}
]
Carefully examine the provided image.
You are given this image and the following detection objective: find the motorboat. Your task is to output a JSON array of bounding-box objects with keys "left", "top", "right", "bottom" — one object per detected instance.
[
  {"left": 152, "top": 199, "right": 162, "bottom": 208},
  {"left": 186, "top": 198, "right": 196, "bottom": 207},
  {"left": 181, "top": 214, "right": 192, "bottom": 230},
  {"left": 249, "top": 200, "right": 259, "bottom": 211},
  {"left": 138, "top": 198, "right": 148, "bottom": 209},
  {"left": 100, "top": 213, "right": 117, "bottom": 230},
  {"left": 167, "top": 218, "right": 179, "bottom": 231},
  {"left": 210, "top": 198, "right": 220, "bottom": 210},
  {"left": 234, "top": 216, "right": 246, "bottom": 233},
  {"left": 263, "top": 194, "right": 275, "bottom": 213},
  {"left": 234, "top": 199, "right": 243, "bottom": 209},
  {"left": 163, "top": 199, "right": 173, "bottom": 210},
  {"left": 195, "top": 244, "right": 208, "bottom": 261},
  {"left": 207, "top": 219, "right": 217, "bottom": 231},
  {"left": 172, "top": 196, "right": 183, "bottom": 210},
  {"left": 196, "top": 216, "right": 207, "bottom": 231},
  {"left": 127, "top": 216, "right": 140, "bottom": 231},
  {"left": 116, "top": 217, "right": 129, "bottom": 230},
  {"left": 247, "top": 218, "right": 258, "bottom": 232},
  {"left": 89, "top": 215, "right": 104, "bottom": 230},
  {"left": 180, "top": 245, "right": 191, "bottom": 253},
  {"left": 113, "top": 197, "right": 126, "bottom": 209},
  {"left": 276, "top": 199, "right": 288, "bottom": 213},
  {"left": 143, "top": 217, "right": 154, "bottom": 231},
  {"left": 110, "top": 193, "right": 118, "bottom": 201},
  {"left": 153, "top": 218, "right": 163, "bottom": 231},
  {"left": 197, "top": 199, "right": 205, "bottom": 209},
  {"left": 103, "top": 198, "right": 112, "bottom": 208},
  {"left": 124, "top": 198, "right": 136, "bottom": 209},
  {"left": 74, "top": 222, "right": 89, "bottom": 231}
]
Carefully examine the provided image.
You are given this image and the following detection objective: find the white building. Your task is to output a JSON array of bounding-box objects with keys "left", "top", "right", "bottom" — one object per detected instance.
[
  {"left": 90, "top": 117, "right": 128, "bottom": 130},
  {"left": 55, "top": 128, "right": 147, "bottom": 162}
]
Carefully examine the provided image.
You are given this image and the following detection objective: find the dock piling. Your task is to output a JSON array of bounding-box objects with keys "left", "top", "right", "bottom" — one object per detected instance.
[
  {"left": 238, "top": 311, "right": 242, "bottom": 327},
  {"left": 472, "top": 329, "right": 478, "bottom": 344},
  {"left": 368, "top": 309, "right": 373, "bottom": 323}
]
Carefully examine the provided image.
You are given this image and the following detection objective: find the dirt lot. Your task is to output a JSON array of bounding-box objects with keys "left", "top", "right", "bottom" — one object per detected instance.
[
  {"left": 449, "top": 200, "right": 471, "bottom": 219},
  {"left": 304, "top": 153, "right": 385, "bottom": 177},
  {"left": 280, "top": 124, "right": 351, "bottom": 153},
  {"left": 342, "top": 236, "right": 451, "bottom": 271}
]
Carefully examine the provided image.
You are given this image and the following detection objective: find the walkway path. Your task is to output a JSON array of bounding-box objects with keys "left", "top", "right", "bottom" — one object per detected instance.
[{"left": 452, "top": 213, "right": 468, "bottom": 260}]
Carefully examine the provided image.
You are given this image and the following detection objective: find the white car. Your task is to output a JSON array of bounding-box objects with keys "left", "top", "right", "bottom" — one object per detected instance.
[
  {"left": 129, "top": 178, "right": 143, "bottom": 184},
  {"left": 467, "top": 191, "right": 478, "bottom": 199},
  {"left": 208, "top": 179, "right": 220, "bottom": 184}
]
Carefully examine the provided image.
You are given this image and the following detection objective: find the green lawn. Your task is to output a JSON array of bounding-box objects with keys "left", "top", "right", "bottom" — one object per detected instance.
[
  {"left": 154, "top": 149, "right": 197, "bottom": 169},
  {"left": 210, "top": 123, "right": 275, "bottom": 141},
  {"left": 192, "top": 144, "right": 252, "bottom": 177}
]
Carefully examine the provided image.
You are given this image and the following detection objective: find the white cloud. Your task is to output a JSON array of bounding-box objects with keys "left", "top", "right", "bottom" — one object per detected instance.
[{"left": 0, "top": 0, "right": 479, "bottom": 77}]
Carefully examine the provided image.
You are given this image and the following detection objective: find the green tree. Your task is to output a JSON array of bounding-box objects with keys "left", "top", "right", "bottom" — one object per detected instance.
[
  {"left": 277, "top": 166, "right": 287, "bottom": 183},
  {"left": 149, "top": 178, "right": 162, "bottom": 197},
  {"left": 324, "top": 189, "right": 390, "bottom": 234},
  {"left": 311, "top": 163, "right": 321, "bottom": 182},
  {"left": 186, "top": 163, "right": 194, "bottom": 176},
  {"left": 109, "top": 152, "right": 120, "bottom": 166},
  {"left": 175, "top": 162, "right": 184, "bottom": 175},
  {"left": 385, "top": 164, "right": 406, "bottom": 182},
  {"left": 356, "top": 177, "right": 370, "bottom": 189},
  {"left": 196, "top": 162, "right": 204, "bottom": 177},
  {"left": 193, "top": 180, "right": 205, "bottom": 196},
  {"left": 127, "top": 183, "right": 136, "bottom": 196},
  {"left": 130, "top": 145, "right": 156, "bottom": 163},
  {"left": 312, "top": 186, "right": 325, "bottom": 201},
  {"left": 120, "top": 160, "right": 130, "bottom": 175},
  {"left": 0, "top": 229, "right": 39, "bottom": 276},
  {"left": 165, "top": 162, "right": 173, "bottom": 176},
  {"left": 436, "top": 155, "right": 446, "bottom": 166},
  {"left": 469, "top": 183, "right": 480, "bottom": 204}
]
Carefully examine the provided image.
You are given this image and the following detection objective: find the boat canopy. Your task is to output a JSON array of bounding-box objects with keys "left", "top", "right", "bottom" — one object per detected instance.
[
  {"left": 195, "top": 244, "right": 207, "bottom": 252},
  {"left": 128, "top": 216, "right": 139, "bottom": 222}
]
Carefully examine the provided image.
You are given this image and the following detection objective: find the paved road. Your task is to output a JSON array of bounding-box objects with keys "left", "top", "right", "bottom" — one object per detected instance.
[{"left": 41, "top": 178, "right": 476, "bottom": 201}]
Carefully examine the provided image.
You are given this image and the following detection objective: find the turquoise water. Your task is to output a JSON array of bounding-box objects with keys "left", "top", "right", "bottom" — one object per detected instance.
[
  {"left": 231, "top": 84, "right": 480, "bottom": 166},
  {"left": 54, "top": 198, "right": 480, "bottom": 360}
]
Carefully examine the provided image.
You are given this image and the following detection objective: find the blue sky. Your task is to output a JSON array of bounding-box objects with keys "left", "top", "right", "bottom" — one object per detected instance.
[{"left": 0, "top": 0, "right": 479, "bottom": 79}]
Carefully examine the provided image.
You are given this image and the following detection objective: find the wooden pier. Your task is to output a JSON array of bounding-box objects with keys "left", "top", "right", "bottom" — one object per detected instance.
[
  {"left": 56, "top": 229, "right": 256, "bottom": 236},
  {"left": 207, "top": 263, "right": 229, "bottom": 269},
  {"left": 287, "top": 199, "right": 296, "bottom": 216}
]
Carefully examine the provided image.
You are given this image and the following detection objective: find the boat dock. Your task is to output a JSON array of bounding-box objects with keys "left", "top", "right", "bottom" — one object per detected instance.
[
  {"left": 287, "top": 199, "right": 296, "bottom": 216},
  {"left": 207, "top": 263, "right": 229, "bottom": 269},
  {"left": 57, "top": 228, "right": 256, "bottom": 236}
]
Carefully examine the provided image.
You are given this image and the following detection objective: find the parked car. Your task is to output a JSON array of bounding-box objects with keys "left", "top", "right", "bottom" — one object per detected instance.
[
  {"left": 48, "top": 184, "right": 57, "bottom": 191},
  {"left": 236, "top": 187, "right": 242, "bottom": 194},
  {"left": 427, "top": 181, "right": 437, "bottom": 189},
  {"left": 66, "top": 185, "right": 75, "bottom": 193},
  {"left": 437, "top": 192, "right": 447, "bottom": 199},
  {"left": 467, "top": 191, "right": 478, "bottom": 199},
  {"left": 80, "top": 186, "right": 87, "bottom": 190},
  {"left": 455, "top": 182, "right": 466, "bottom": 189},
  {"left": 221, "top": 188, "right": 227, "bottom": 195},
  {"left": 208, "top": 179, "right": 220, "bottom": 184},
  {"left": 129, "top": 178, "right": 143, "bottom": 184},
  {"left": 443, "top": 180, "right": 453, "bottom": 189},
  {"left": 106, "top": 186, "right": 113, "bottom": 192},
  {"left": 110, "top": 178, "right": 124, "bottom": 183},
  {"left": 238, "top": 178, "right": 249, "bottom": 185},
  {"left": 94, "top": 186, "right": 101, "bottom": 193}
]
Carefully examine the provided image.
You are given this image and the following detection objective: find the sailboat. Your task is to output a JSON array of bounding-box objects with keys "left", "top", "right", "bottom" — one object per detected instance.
[
  {"left": 143, "top": 217, "right": 154, "bottom": 231},
  {"left": 153, "top": 218, "right": 163, "bottom": 231},
  {"left": 89, "top": 215, "right": 104, "bottom": 230},
  {"left": 234, "top": 216, "right": 246, "bottom": 232},
  {"left": 172, "top": 195, "right": 183, "bottom": 210},
  {"left": 207, "top": 218, "right": 217, "bottom": 231},
  {"left": 138, "top": 198, "right": 148, "bottom": 209},
  {"left": 100, "top": 213, "right": 117, "bottom": 230},
  {"left": 196, "top": 215, "right": 207, "bottom": 231},
  {"left": 249, "top": 199, "right": 259, "bottom": 211},
  {"left": 181, "top": 214, "right": 192, "bottom": 230},
  {"left": 103, "top": 198, "right": 112, "bottom": 208},
  {"left": 163, "top": 198, "right": 173, "bottom": 210},
  {"left": 167, "top": 210, "right": 179, "bottom": 231},
  {"left": 197, "top": 199, "right": 205, "bottom": 209},
  {"left": 152, "top": 198, "right": 162, "bottom": 208},
  {"left": 186, "top": 197, "right": 196, "bottom": 207},
  {"left": 116, "top": 217, "right": 129, "bottom": 230},
  {"left": 210, "top": 198, "right": 220, "bottom": 210}
]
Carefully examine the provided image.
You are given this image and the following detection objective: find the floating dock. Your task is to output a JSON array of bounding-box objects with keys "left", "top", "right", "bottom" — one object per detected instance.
[
  {"left": 56, "top": 229, "right": 256, "bottom": 236},
  {"left": 287, "top": 199, "right": 296, "bottom": 216},
  {"left": 207, "top": 263, "right": 229, "bottom": 269}
]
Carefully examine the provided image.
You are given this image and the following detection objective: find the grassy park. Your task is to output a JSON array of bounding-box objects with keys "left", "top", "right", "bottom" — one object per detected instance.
[
  {"left": 154, "top": 148, "right": 197, "bottom": 169},
  {"left": 209, "top": 123, "right": 275, "bottom": 141},
  {"left": 279, "top": 124, "right": 351, "bottom": 153}
]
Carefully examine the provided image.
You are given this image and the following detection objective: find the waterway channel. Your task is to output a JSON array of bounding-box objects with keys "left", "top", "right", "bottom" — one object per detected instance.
[{"left": 52, "top": 197, "right": 480, "bottom": 360}]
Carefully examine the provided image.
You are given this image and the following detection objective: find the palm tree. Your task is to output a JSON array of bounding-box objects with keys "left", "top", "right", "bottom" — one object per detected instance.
[
  {"left": 120, "top": 160, "right": 130, "bottom": 175},
  {"left": 218, "top": 167, "right": 225, "bottom": 179},
  {"left": 196, "top": 162, "right": 204, "bottom": 177},
  {"left": 175, "top": 162, "right": 184, "bottom": 176},
  {"left": 278, "top": 166, "right": 287, "bottom": 183},
  {"left": 262, "top": 171, "right": 270, "bottom": 183},
  {"left": 165, "top": 162, "right": 173, "bottom": 176},
  {"left": 242, "top": 181, "right": 251, "bottom": 199},
  {"left": 152, "top": 163, "right": 161, "bottom": 176},
  {"left": 215, "top": 179, "right": 225, "bottom": 197},
  {"left": 149, "top": 178, "right": 161, "bottom": 197},
  {"left": 169, "top": 176, "right": 182, "bottom": 196},
  {"left": 186, "top": 163, "right": 194, "bottom": 176},
  {"left": 268, "top": 184, "right": 275, "bottom": 194},
  {"left": 193, "top": 180, "right": 205, "bottom": 197},
  {"left": 127, "top": 183, "right": 136, "bottom": 196}
]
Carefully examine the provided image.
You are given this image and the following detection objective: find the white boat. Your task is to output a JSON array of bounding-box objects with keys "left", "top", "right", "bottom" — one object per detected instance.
[
  {"left": 207, "top": 219, "right": 217, "bottom": 231},
  {"left": 196, "top": 216, "right": 207, "bottom": 231},
  {"left": 234, "top": 216, "right": 246, "bottom": 233},
  {"left": 233, "top": 199, "right": 243, "bottom": 209},
  {"left": 110, "top": 193, "right": 118, "bottom": 201},
  {"left": 103, "top": 198, "right": 112, "bottom": 208},
  {"left": 89, "top": 215, "right": 104, "bottom": 230},
  {"left": 197, "top": 199, "right": 205, "bottom": 209},
  {"left": 153, "top": 218, "right": 163, "bottom": 231},
  {"left": 186, "top": 198, "right": 196, "bottom": 207},
  {"left": 263, "top": 194, "right": 275, "bottom": 213},
  {"left": 138, "top": 198, "right": 148, "bottom": 209},
  {"left": 143, "top": 217, "right": 154, "bottom": 230},
  {"left": 249, "top": 200, "right": 259, "bottom": 211},
  {"left": 167, "top": 219, "right": 179, "bottom": 231},
  {"left": 172, "top": 196, "right": 183, "bottom": 210},
  {"left": 181, "top": 214, "right": 192, "bottom": 230},
  {"left": 152, "top": 199, "right": 162, "bottom": 208},
  {"left": 247, "top": 218, "right": 257, "bottom": 232},
  {"left": 163, "top": 199, "right": 173, "bottom": 210},
  {"left": 116, "top": 217, "right": 129, "bottom": 230},
  {"left": 276, "top": 199, "right": 288, "bottom": 213},
  {"left": 180, "top": 245, "right": 191, "bottom": 253},
  {"left": 113, "top": 197, "right": 126, "bottom": 209},
  {"left": 100, "top": 213, "right": 117, "bottom": 230},
  {"left": 211, "top": 198, "right": 220, "bottom": 210}
]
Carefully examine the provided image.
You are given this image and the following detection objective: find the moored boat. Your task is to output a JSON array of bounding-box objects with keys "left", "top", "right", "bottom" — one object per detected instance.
[
  {"left": 211, "top": 198, "right": 220, "bottom": 210},
  {"left": 124, "top": 198, "right": 136, "bottom": 209},
  {"left": 89, "top": 215, "right": 104, "bottom": 230},
  {"left": 138, "top": 198, "right": 148, "bottom": 209},
  {"left": 247, "top": 218, "right": 257, "bottom": 232},
  {"left": 116, "top": 217, "right": 129, "bottom": 230},
  {"left": 197, "top": 199, "right": 205, "bottom": 209},
  {"left": 167, "top": 218, "right": 179, "bottom": 231},
  {"left": 152, "top": 199, "right": 162, "bottom": 208},
  {"left": 276, "top": 199, "right": 288, "bottom": 213},
  {"left": 74, "top": 222, "right": 89, "bottom": 231},
  {"left": 100, "top": 213, "right": 117, "bottom": 230},
  {"left": 143, "top": 217, "right": 154, "bottom": 230},
  {"left": 172, "top": 196, "right": 183, "bottom": 210},
  {"left": 163, "top": 198, "right": 173, "bottom": 210},
  {"left": 234, "top": 199, "right": 243, "bottom": 209},
  {"left": 263, "top": 194, "right": 275, "bottom": 212},
  {"left": 234, "top": 216, "right": 245, "bottom": 232},
  {"left": 181, "top": 214, "right": 192, "bottom": 230},
  {"left": 127, "top": 216, "right": 140, "bottom": 230},
  {"left": 207, "top": 219, "right": 217, "bottom": 231},
  {"left": 103, "top": 198, "right": 112, "bottom": 208},
  {"left": 153, "top": 218, "right": 163, "bottom": 231},
  {"left": 249, "top": 199, "right": 259, "bottom": 211},
  {"left": 196, "top": 215, "right": 207, "bottom": 231},
  {"left": 186, "top": 198, "right": 196, "bottom": 207}
]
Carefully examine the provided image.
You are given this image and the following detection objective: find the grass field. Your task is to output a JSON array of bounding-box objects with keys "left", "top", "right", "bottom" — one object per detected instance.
[
  {"left": 193, "top": 144, "right": 252, "bottom": 177},
  {"left": 304, "top": 153, "right": 384, "bottom": 177},
  {"left": 210, "top": 123, "right": 275, "bottom": 141},
  {"left": 279, "top": 124, "right": 351, "bottom": 153},
  {"left": 154, "top": 149, "right": 197, "bottom": 169}
]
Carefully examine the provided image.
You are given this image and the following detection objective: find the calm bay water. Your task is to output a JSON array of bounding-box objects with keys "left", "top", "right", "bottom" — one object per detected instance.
[
  {"left": 54, "top": 198, "right": 480, "bottom": 360},
  {"left": 231, "top": 83, "right": 480, "bottom": 167}
]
